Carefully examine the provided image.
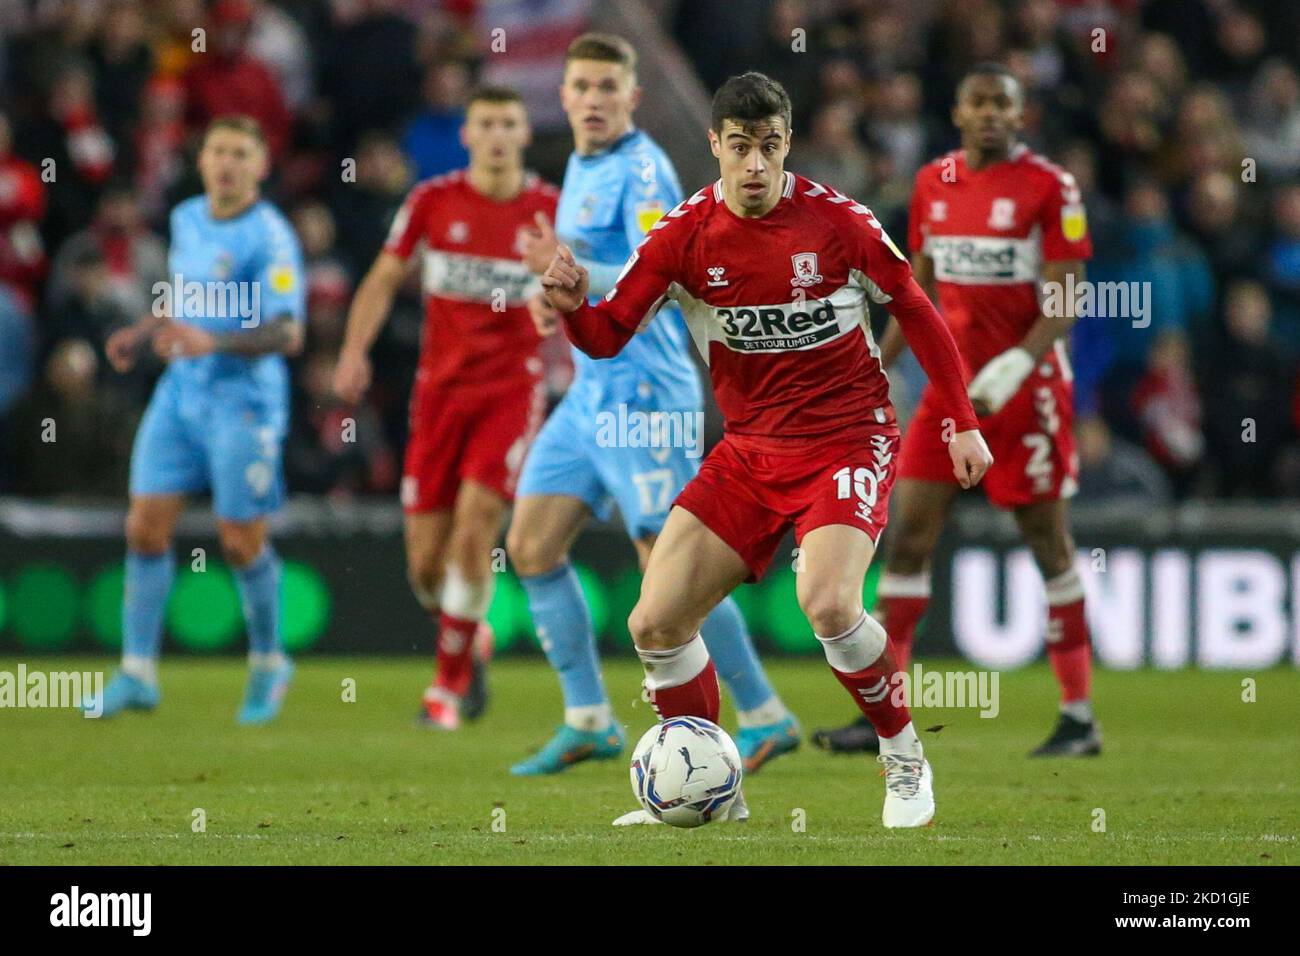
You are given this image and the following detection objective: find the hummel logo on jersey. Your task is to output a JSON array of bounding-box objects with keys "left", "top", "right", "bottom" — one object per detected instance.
[
  {"left": 447, "top": 221, "right": 469, "bottom": 243},
  {"left": 930, "top": 200, "right": 947, "bottom": 221},
  {"left": 707, "top": 266, "right": 729, "bottom": 287},
  {"left": 791, "top": 252, "right": 823, "bottom": 288},
  {"left": 988, "top": 198, "right": 1016, "bottom": 230}
]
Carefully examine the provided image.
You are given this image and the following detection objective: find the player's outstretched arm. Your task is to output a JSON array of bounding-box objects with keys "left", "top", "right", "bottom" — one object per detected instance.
[
  {"left": 886, "top": 276, "right": 992, "bottom": 487},
  {"left": 150, "top": 314, "right": 303, "bottom": 361},
  {"left": 105, "top": 314, "right": 167, "bottom": 373},
  {"left": 333, "top": 251, "right": 407, "bottom": 403},
  {"left": 967, "top": 260, "right": 1085, "bottom": 416},
  {"left": 542, "top": 243, "right": 643, "bottom": 359}
]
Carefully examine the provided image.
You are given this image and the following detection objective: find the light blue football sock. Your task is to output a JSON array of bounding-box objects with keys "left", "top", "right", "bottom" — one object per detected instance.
[
  {"left": 234, "top": 546, "right": 283, "bottom": 659},
  {"left": 122, "top": 550, "right": 175, "bottom": 678},
  {"left": 521, "top": 563, "right": 606, "bottom": 708},
  {"left": 701, "top": 595, "right": 777, "bottom": 713}
]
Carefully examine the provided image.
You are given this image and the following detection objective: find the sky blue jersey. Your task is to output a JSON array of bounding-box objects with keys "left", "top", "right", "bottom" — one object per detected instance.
[
  {"left": 162, "top": 195, "right": 305, "bottom": 419},
  {"left": 556, "top": 128, "right": 701, "bottom": 409}
]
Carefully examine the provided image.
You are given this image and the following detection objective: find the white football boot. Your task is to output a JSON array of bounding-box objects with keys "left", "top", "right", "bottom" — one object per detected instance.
[
  {"left": 878, "top": 752, "right": 935, "bottom": 828},
  {"left": 611, "top": 789, "right": 749, "bottom": 827}
]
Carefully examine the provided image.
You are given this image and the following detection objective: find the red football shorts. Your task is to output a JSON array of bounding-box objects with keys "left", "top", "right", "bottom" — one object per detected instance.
[
  {"left": 900, "top": 349, "right": 1078, "bottom": 508},
  {"left": 401, "top": 377, "right": 545, "bottom": 514},
  {"left": 674, "top": 428, "right": 902, "bottom": 581}
]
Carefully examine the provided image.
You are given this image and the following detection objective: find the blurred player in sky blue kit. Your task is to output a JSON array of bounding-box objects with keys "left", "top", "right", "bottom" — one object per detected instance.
[
  {"left": 507, "top": 34, "right": 797, "bottom": 776},
  {"left": 84, "top": 116, "right": 305, "bottom": 724}
]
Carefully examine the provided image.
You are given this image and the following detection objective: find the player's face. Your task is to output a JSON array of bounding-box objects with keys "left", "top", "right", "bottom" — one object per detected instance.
[
  {"left": 709, "top": 118, "right": 791, "bottom": 216},
  {"left": 561, "top": 59, "right": 640, "bottom": 154},
  {"left": 953, "top": 75, "right": 1023, "bottom": 154},
  {"left": 198, "top": 128, "right": 268, "bottom": 206},
  {"left": 461, "top": 100, "right": 531, "bottom": 174}
]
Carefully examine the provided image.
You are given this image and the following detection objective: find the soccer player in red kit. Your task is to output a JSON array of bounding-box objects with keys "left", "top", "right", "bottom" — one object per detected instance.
[
  {"left": 813, "top": 63, "right": 1101, "bottom": 758},
  {"left": 541, "top": 72, "right": 992, "bottom": 828},
  {"left": 333, "top": 87, "right": 558, "bottom": 729}
]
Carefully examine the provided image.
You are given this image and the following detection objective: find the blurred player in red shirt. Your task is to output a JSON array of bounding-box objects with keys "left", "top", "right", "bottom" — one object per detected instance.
[
  {"left": 333, "top": 87, "right": 558, "bottom": 729},
  {"left": 814, "top": 63, "right": 1101, "bottom": 758},
  {"left": 542, "top": 72, "right": 991, "bottom": 828}
]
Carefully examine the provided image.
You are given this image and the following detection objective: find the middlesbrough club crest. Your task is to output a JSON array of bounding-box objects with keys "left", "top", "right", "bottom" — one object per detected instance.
[{"left": 790, "top": 252, "right": 822, "bottom": 288}]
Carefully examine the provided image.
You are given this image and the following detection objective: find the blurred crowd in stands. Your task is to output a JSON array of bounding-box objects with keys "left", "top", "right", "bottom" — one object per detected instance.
[{"left": 2, "top": 0, "right": 1299, "bottom": 506}]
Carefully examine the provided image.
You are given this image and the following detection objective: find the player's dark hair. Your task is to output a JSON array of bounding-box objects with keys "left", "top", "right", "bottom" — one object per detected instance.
[
  {"left": 565, "top": 32, "right": 637, "bottom": 78},
  {"left": 204, "top": 114, "right": 266, "bottom": 147},
  {"left": 711, "top": 72, "right": 792, "bottom": 135},
  {"left": 958, "top": 62, "right": 1022, "bottom": 103},
  {"left": 466, "top": 85, "right": 526, "bottom": 110}
]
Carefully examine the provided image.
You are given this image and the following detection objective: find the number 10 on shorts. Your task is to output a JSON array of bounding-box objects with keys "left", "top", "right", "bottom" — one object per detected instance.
[{"left": 833, "top": 465, "right": 879, "bottom": 522}]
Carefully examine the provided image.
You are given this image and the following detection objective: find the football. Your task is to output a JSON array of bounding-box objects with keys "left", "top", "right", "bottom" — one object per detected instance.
[{"left": 629, "top": 716, "right": 743, "bottom": 827}]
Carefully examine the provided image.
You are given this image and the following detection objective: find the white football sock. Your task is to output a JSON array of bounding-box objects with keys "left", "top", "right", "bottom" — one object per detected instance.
[
  {"left": 1061, "top": 699, "right": 1093, "bottom": 723},
  {"left": 248, "top": 651, "right": 287, "bottom": 672},
  {"left": 879, "top": 721, "right": 923, "bottom": 757},
  {"left": 815, "top": 611, "right": 886, "bottom": 673},
  {"left": 121, "top": 654, "right": 157, "bottom": 685},
  {"left": 565, "top": 703, "right": 613, "bottom": 731},
  {"left": 736, "top": 694, "right": 789, "bottom": 728},
  {"left": 637, "top": 633, "right": 709, "bottom": 691}
]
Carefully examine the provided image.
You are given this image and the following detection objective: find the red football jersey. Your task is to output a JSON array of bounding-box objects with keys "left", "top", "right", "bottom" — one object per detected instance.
[
  {"left": 908, "top": 144, "right": 1093, "bottom": 372},
  {"left": 567, "top": 172, "right": 977, "bottom": 447},
  {"left": 384, "top": 169, "right": 559, "bottom": 390}
]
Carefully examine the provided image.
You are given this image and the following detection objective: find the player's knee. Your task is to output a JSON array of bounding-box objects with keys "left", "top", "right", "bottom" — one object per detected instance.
[
  {"left": 406, "top": 552, "right": 444, "bottom": 607},
  {"left": 627, "top": 601, "right": 692, "bottom": 651},
  {"left": 798, "top": 585, "right": 864, "bottom": 638},
  {"left": 506, "top": 526, "right": 562, "bottom": 578},
  {"left": 218, "top": 528, "right": 264, "bottom": 569},
  {"left": 125, "top": 510, "right": 171, "bottom": 555},
  {"left": 888, "top": 525, "right": 937, "bottom": 574},
  {"left": 1028, "top": 531, "right": 1074, "bottom": 579}
]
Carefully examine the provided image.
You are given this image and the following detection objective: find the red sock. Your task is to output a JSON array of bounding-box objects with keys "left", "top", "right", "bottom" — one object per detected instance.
[
  {"left": 830, "top": 641, "right": 911, "bottom": 739},
  {"left": 877, "top": 592, "right": 929, "bottom": 674},
  {"left": 1047, "top": 597, "right": 1092, "bottom": 703},
  {"left": 649, "top": 660, "right": 720, "bottom": 724},
  {"left": 435, "top": 612, "right": 478, "bottom": 697}
]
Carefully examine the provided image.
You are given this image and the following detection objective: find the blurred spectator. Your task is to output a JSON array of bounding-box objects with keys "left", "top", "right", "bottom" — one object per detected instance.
[
  {"left": 291, "top": 200, "right": 352, "bottom": 350},
  {"left": 0, "top": 283, "right": 35, "bottom": 490},
  {"left": 1181, "top": 170, "right": 1260, "bottom": 289},
  {"left": 246, "top": 0, "right": 314, "bottom": 112},
  {"left": 760, "top": 0, "right": 821, "bottom": 123},
  {"left": 285, "top": 350, "right": 396, "bottom": 497},
  {"left": 46, "top": 184, "right": 167, "bottom": 327},
  {"left": 0, "top": 111, "right": 48, "bottom": 309},
  {"left": 863, "top": 73, "right": 933, "bottom": 189},
  {"left": 87, "top": 0, "right": 154, "bottom": 149},
  {"left": 402, "top": 61, "right": 471, "bottom": 181},
  {"left": 16, "top": 62, "right": 114, "bottom": 252},
  {"left": 1131, "top": 332, "right": 1203, "bottom": 497},
  {"left": 1201, "top": 280, "right": 1296, "bottom": 497},
  {"left": 1093, "top": 180, "right": 1213, "bottom": 437},
  {"left": 1242, "top": 59, "right": 1300, "bottom": 180},
  {"left": 795, "top": 101, "right": 871, "bottom": 200},
  {"left": 10, "top": 339, "right": 137, "bottom": 497},
  {"left": 1074, "top": 414, "right": 1173, "bottom": 503},
  {"left": 131, "top": 76, "right": 187, "bottom": 227},
  {"left": 319, "top": 0, "right": 420, "bottom": 152},
  {"left": 329, "top": 131, "right": 411, "bottom": 276},
  {"left": 182, "top": 0, "right": 293, "bottom": 158},
  {"left": 1261, "top": 184, "right": 1300, "bottom": 351}
]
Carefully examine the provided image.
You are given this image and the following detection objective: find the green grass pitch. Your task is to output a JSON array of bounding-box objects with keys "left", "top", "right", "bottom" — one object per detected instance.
[{"left": 1, "top": 656, "right": 1295, "bottom": 865}]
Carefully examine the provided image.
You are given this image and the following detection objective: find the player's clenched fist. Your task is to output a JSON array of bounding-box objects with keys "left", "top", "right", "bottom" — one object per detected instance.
[
  {"left": 333, "top": 349, "right": 372, "bottom": 403},
  {"left": 540, "top": 243, "right": 589, "bottom": 313},
  {"left": 949, "top": 429, "right": 993, "bottom": 489}
]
